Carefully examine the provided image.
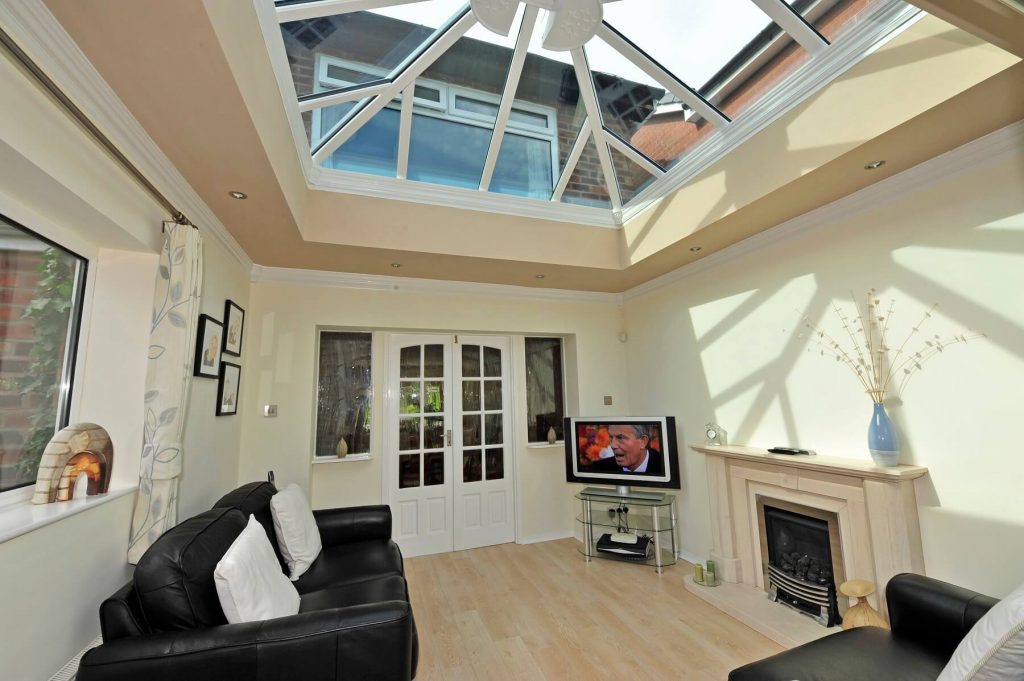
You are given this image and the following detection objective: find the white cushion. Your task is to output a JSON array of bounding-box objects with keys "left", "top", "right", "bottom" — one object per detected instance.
[
  {"left": 271, "top": 483, "right": 323, "bottom": 580},
  {"left": 214, "top": 515, "right": 300, "bottom": 623},
  {"left": 937, "top": 581, "right": 1024, "bottom": 681}
]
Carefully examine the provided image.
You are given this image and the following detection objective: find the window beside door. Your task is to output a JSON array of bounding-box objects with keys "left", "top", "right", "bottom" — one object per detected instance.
[
  {"left": 314, "top": 330, "right": 372, "bottom": 459},
  {"left": 525, "top": 337, "right": 565, "bottom": 443},
  {"left": 0, "top": 215, "right": 87, "bottom": 495}
]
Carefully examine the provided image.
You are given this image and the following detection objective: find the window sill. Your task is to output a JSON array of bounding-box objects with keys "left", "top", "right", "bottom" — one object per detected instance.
[
  {"left": 312, "top": 454, "right": 373, "bottom": 465},
  {"left": 0, "top": 486, "right": 136, "bottom": 545},
  {"left": 527, "top": 441, "right": 564, "bottom": 450}
]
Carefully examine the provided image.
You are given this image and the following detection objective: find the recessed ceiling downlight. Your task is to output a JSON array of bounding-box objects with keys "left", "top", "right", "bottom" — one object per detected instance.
[
  {"left": 391, "top": 263, "right": 402, "bottom": 268},
  {"left": 864, "top": 160, "right": 886, "bottom": 170},
  {"left": 229, "top": 191, "right": 248, "bottom": 199},
  {"left": 535, "top": 274, "right": 546, "bottom": 279},
  {"left": 690, "top": 246, "right": 702, "bottom": 252}
]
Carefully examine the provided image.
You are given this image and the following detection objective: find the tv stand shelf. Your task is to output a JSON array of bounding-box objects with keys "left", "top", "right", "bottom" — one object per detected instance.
[{"left": 575, "top": 491, "right": 677, "bottom": 572}]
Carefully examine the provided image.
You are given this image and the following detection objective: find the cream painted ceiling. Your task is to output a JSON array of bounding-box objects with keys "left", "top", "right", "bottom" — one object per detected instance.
[{"left": 41, "top": 0, "right": 1024, "bottom": 292}]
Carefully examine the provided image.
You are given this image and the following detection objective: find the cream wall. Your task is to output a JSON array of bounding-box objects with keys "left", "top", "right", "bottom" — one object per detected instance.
[
  {"left": 622, "top": 130, "right": 1024, "bottom": 597},
  {"left": 0, "top": 43, "right": 250, "bottom": 679},
  {"left": 238, "top": 284, "right": 628, "bottom": 542}
]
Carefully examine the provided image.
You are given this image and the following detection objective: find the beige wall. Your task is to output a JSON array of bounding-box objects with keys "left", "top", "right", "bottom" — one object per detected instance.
[
  {"left": 238, "top": 284, "right": 628, "bottom": 542},
  {"left": 0, "top": 44, "right": 250, "bottom": 679},
  {"left": 622, "top": 134, "right": 1024, "bottom": 598}
]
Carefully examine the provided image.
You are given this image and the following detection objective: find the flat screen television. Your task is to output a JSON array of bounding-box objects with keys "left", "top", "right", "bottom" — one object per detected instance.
[{"left": 564, "top": 416, "right": 681, "bottom": 497}]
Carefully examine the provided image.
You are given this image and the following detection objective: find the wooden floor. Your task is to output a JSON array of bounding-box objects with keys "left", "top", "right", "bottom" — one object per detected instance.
[{"left": 405, "top": 539, "right": 782, "bottom": 680}]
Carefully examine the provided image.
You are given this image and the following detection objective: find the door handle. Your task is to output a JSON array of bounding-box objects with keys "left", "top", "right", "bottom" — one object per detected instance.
[{"left": 446, "top": 429, "right": 452, "bottom": 447}]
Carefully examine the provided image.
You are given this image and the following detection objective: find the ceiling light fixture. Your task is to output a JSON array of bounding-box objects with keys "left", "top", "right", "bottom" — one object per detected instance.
[
  {"left": 390, "top": 263, "right": 401, "bottom": 268},
  {"left": 864, "top": 160, "right": 886, "bottom": 170},
  {"left": 690, "top": 246, "right": 702, "bottom": 252},
  {"left": 228, "top": 191, "right": 247, "bottom": 200}
]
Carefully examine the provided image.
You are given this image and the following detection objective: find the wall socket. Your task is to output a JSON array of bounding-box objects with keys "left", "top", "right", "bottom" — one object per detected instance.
[
  {"left": 263, "top": 404, "right": 278, "bottom": 417},
  {"left": 603, "top": 395, "right": 613, "bottom": 406}
]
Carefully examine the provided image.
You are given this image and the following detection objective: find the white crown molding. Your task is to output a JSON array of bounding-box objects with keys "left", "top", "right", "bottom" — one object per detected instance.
[
  {"left": 0, "top": 1, "right": 253, "bottom": 269},
  {"left": 251, "top": 264, "right": 624, "bottom": 304},
  {"left": 309, "top": 166, "right": 622, "bottom": 228},
  {"left": 623, "top": 120, "right": 1024, "bottom": 301},
  {"left": 619, "top": 0, "right": 923, "bottom": 224}
]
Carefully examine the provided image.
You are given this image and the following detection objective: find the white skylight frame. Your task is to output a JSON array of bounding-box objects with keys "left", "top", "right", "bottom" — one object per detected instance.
[{"left": 262, "top": 0, "right": 923, "bottom": 228}]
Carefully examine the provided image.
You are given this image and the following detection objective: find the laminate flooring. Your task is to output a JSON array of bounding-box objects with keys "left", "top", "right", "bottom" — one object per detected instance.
[{"left": 404, "top": 539, "right": 782, "bottom": 680}]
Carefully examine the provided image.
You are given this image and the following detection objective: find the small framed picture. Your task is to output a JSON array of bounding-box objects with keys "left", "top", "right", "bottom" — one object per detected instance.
[
  {"left": 193, "top": 314, "right": 223, "bottom": 378},
  {"left": 223, "top": 300, "right": 245, "bottom": 357},
  {"left": 217, "top": 362, "right": 241, "bottom": 416}
]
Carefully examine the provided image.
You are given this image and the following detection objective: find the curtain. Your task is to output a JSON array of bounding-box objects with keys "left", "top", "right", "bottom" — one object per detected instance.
[{"left": 128, "top": 222, "right": 203, "bottom": 564}]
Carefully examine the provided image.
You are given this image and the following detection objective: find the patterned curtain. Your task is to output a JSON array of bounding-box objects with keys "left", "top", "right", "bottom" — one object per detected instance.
[{"left": 128, "top": 222, "right": 203, "bottom": 564}]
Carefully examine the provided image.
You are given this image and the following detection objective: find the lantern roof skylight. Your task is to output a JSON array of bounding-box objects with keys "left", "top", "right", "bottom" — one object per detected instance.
[{"left": 268, "top": 0, "right": 918, "bottom": 226}]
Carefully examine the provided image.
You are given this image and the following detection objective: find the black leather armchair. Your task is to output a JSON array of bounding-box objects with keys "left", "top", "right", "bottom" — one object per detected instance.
[
  {"left": 729, "top": 573, "right": 997, "bottom": 681},
  {"left": 78, "top": 482, "right": 417, "bottom": 681}
]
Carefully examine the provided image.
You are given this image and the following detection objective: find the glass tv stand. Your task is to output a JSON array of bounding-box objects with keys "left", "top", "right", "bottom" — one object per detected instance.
[{"left": 575, "top": 489, "right": 677, "bottom": 573}]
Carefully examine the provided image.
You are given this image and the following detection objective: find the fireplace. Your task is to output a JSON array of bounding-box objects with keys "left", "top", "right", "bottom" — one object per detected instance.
[{"left": 757, "top": 497, "right": 846, "bottom": 627}]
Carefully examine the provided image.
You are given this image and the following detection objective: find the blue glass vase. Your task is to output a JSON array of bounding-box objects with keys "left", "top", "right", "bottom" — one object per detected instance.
[{"left": 867, "top": 402, "right": 900, "bottom": 467}]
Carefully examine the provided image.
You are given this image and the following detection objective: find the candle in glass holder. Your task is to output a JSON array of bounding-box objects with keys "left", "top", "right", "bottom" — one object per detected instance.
[{"left": 694, "top": 564, "right": 704, "bottom": 583}]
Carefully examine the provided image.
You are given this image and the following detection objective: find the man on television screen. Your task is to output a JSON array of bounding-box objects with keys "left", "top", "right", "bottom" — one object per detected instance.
[{"left": 592, "top": 424, "right": 664, "bottom": 475}]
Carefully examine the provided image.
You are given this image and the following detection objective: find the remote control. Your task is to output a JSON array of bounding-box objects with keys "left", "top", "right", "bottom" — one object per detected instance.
[{"left": 767, "top": 446, "right": 815, "bottom": 455}]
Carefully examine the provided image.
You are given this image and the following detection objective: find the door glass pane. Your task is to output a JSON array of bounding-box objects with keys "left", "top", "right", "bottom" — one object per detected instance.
[
  {"left": 484, "top": 380, "right": 502, "bottom": 411},
  {"left": 463, "top": 414, "right": 481, "bottom": 447},
  {"left": 462, "top": 345, "right": 480, "bottom": 377},
  {"left": 424, "top": 344, "right": 444, "bottom": 377},
  {"left": 399, "top": 417, "right": 420, "bottom": 450},
  {"left": 463, "top": 449, "right": 482, "bottom": 483},
  {"left": 424, "top": 452, "right": 444, "bottom": 486},
  {"left": 424, "top": 416, "right": 445, "bottom": 449},
  {"left": 462, "top": 380, "right": 480, "bottom": 411},
  {"left": 486, "top": 448, "right": 504, "bottom": 480},
  {"left": 485, "top": 414, "right": 503, "bottom": 445},
  {"left": 423, "top": 381, "right": 444, "bottom": 413},
  {"left": 483, "top": 346, "right": 501, "bottom": 377},
  {"left": 400, "top": 345, "right": 420, "bottom": 378},
  {"left": 400, "top": 381, "right": 420, "bottom": 413},
  {"left": 399, "top": 453, "right": 420, "bottom": 488}
]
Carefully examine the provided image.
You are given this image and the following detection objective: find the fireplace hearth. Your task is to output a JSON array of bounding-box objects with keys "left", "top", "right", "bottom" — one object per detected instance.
[{"left": 758, "top": 499, "right": 846, "bottom": 627}]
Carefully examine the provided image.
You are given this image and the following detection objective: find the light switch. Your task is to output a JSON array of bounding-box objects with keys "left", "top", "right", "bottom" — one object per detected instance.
[
  {"left": 264, "top": 404, "right": 278, "bottom": 417},
  {"left": 603, "top": 395, "right": 613, "bottom": 406}
]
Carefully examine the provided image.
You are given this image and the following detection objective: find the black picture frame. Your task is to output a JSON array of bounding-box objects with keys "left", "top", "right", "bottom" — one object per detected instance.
[
  {"left": 216, "top": 361, "right": 241, "bottom": 416},
  {"left": 222, "top": 300, "right": 245, "bottom": 357},
  {"left": 193, "top": 314, "right": 223, "bottom": 378}
]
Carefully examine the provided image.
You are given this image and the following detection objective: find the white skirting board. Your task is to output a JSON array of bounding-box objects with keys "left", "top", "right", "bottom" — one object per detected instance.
[{"left": 49, "top": 635, "right": 102, "bottom": 681}]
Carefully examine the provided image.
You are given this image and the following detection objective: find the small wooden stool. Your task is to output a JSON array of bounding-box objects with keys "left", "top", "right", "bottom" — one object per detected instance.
[{"left": 840, "top": 579, "right": 888, "bottom": 629}]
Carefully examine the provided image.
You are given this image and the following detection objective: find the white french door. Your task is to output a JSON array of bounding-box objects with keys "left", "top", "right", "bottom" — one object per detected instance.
[{"left": 385, "top": 334, "right": 515, "bottom": 557}]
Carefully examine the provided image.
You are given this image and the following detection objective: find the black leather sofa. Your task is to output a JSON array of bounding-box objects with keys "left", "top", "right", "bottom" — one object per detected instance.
[
  {"left": 729, "top": 573, "right": 997, "bottom": 681},
  {"left": 77, "top": 482, "right": 418, "bottom": 681}
]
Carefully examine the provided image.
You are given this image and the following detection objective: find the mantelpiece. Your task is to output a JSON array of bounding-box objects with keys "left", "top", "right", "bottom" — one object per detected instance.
[{"left": 688, "top": 444, "right": 928, "bottom": 644}]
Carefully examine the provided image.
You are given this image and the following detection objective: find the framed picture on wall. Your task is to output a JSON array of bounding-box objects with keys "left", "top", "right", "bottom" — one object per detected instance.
[
  {"left": 193, "top": 314, "right": 223, "bottom": 378},
  {"left": 223, "top": 300, "right": 245, "bottom": 357},
  {"left": 217, "top": 362, "right": 241, "bottom": 416}
]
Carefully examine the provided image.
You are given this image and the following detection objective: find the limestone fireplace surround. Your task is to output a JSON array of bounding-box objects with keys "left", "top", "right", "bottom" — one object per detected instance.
[{"left": 688, "top": 445, "right": 929, "bottom": 645}]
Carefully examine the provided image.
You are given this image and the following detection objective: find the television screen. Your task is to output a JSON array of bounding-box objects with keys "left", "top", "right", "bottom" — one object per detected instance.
[{"left": 564, "top": 416, "right": 681, "bottom": 490}]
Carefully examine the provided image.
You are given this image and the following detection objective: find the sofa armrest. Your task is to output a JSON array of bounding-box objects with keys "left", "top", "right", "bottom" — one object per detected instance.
[
  {"left": 314, "top": 505, "right": 392, "bottom": 546},
  {"left": 99, "top": 581, "right": 147, "bottom": 641},
  {"left": 888, "top": 573, "right": 998, "bottom": 658},
  {"left": 78, "top": 601, "right": 415, "bottom": 681}
]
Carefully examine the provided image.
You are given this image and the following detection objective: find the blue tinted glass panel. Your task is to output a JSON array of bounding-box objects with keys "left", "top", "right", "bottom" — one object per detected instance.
[
  {"left": 490, "top": 134, "right": 553, "bottom": 199},
  {"left": 408, "top": 116, "right": 489, "bottom": 189},
  {"left": 324, "top": 107, "right": 400, "bottom": 176}
]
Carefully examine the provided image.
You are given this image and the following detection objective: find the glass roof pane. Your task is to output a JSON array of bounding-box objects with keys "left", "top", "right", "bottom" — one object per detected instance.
[
  {"left": 561, "top": 136, "right": 611, "bottom": 209},
  {"left": 599, "top": 0, "right": 775, "bottom": 94},
  {"left": 304, "top": 101, "right": 355, "bottom": 147},
  {"left": 795, "top": 0, "right": 879, "bottom": 42},
  {"left": 490, "top": 132, "right": 555, "bottom": 199},
  {"left": 586, "top": 46, "right": 666, "bottom": 141},
  {"left": 609, "top": 146, "right": 657, "bottom": 206},
  {"left": 323, "top": 107, "right": 400, "bottom": 177},
  {"left": 279, "top": 0, "right": 466, "bottom": 97}
]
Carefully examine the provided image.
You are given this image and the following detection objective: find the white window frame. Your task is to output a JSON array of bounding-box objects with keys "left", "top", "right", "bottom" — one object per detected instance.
[{"left": 314, "top": 55, "right": 560, "bottom": 188}]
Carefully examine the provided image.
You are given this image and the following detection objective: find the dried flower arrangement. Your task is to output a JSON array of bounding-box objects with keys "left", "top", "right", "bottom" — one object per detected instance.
[{"left": 798, "top": 289, "right": 985, "bottom": 403}]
